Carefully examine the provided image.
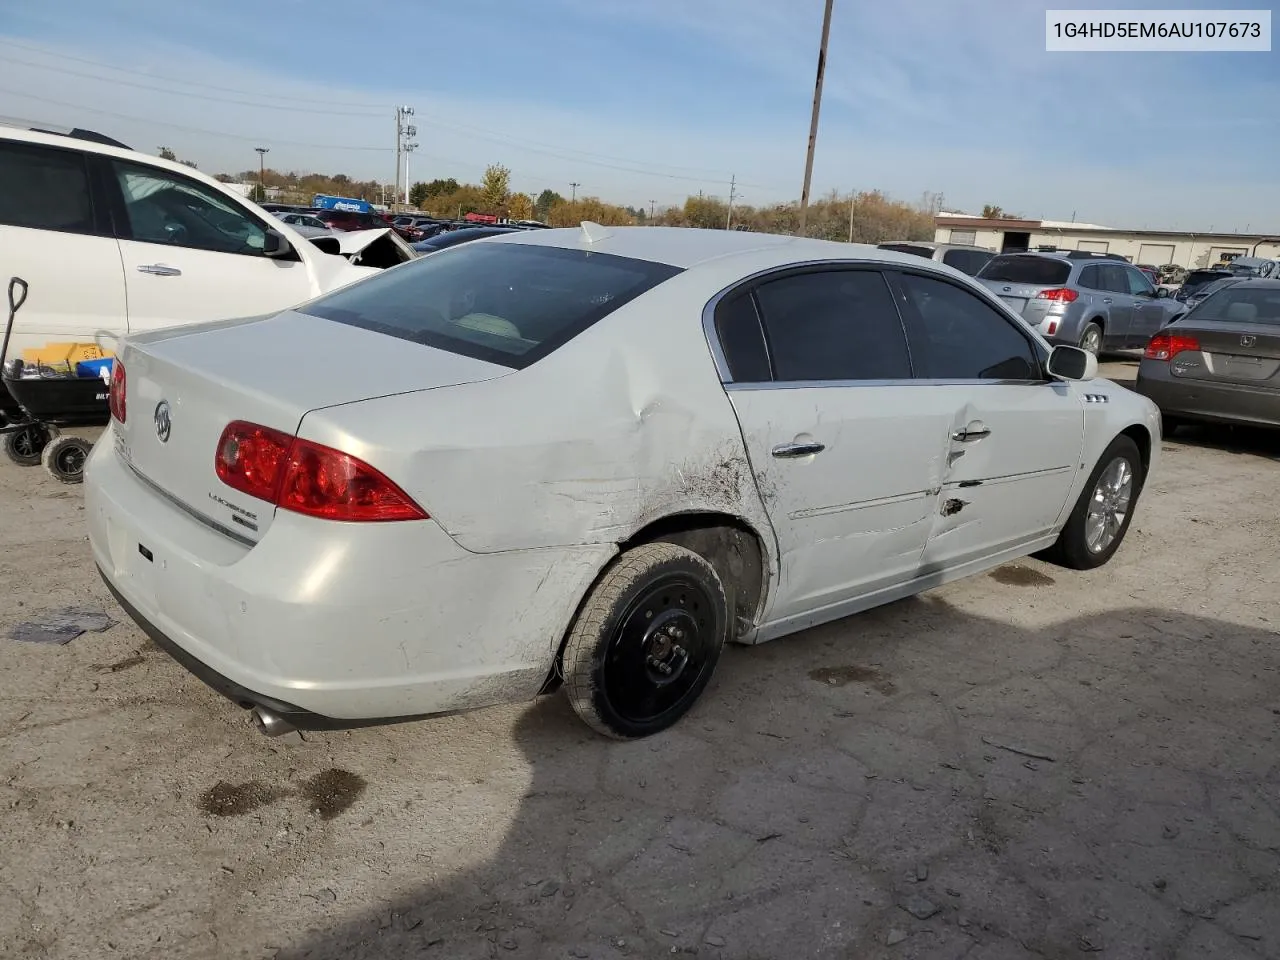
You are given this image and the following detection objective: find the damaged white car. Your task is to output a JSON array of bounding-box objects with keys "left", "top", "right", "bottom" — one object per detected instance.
[
  {"left": 85, "top": 224, "right": 1160, "bottom": 739},
  {"left": 0, "top": 123, "right": 414, "bottom": 357}
]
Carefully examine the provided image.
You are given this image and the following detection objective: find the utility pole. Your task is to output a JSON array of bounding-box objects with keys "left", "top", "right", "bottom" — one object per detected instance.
[
  {"left": 798, "top": 0, "right": 835, "bottom": 237},
  {"left": 570, "top": 182, "right": 580, "bottom": 203},
  {"left": 395, "top": 105, "right": 415, "bottom": 211},
  {"left": 403, "top": 142, "right": 417, "bottom": 206},
  {"left": 726, "top": 175, "right": 737, "bottom": 230},
  {"left": 649, "top": 200, "right": 655, "bottom": 220},
  {"left": 848, "top": 192, "right": 855, "bottom": 243},
  {"left": 255, "top": 147, "right": 268, "bottom": 199}
]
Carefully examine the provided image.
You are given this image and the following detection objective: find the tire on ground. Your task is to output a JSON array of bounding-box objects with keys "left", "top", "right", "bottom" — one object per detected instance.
[
  {"left": 41, "top": 434, "right": 93, "bottom": 484},
  {"left": 1039, "top": 434, "right": 1144, "bottom": 571}
]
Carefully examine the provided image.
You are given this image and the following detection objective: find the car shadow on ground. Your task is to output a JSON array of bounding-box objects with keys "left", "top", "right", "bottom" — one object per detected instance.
[
  {"left": 274, "top": 598, "right": 1280, "bottom": 960},
  {"left": 1166, "top": 424, "right": 1280, "bottom": 463}
]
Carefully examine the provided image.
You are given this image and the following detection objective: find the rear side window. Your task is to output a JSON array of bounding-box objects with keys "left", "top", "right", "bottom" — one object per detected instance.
[
  {"left": 714, "top": 292, "right": 771, "bottom": 382},
  {"left": 304, "top": 242, "right": 681, "bottom": 369},
  {"left": 0, "top": 141, "right": 95, "bottom": 233},
  {"left": 977, "top": 255, "right": 1070, "bottom": 286},
  {"left": 752, "top": 269, "right": 912, "bottom": 381},
  {"left": 1078, "top": 265, "right": 1104, "bottom": 290},
  {"left": 941, "top": 248, "right": 992, "bottom": 275}
]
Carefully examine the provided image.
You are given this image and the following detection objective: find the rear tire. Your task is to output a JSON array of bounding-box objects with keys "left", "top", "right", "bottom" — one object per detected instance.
[
  {"left": 1079, "top": 321, "right": 1103, "bottom": 355},
  {"left": 562, "top": 542, "right": 728, "bottom": 739},
  {"left": 4, "top": 424, "right": 58, "bottom": 466},
  {"left": 41, "top": 435, "right": 92, "bottom": 484},
  {"left": 1041, "top": 435, "right": 1144, "bottom": 570}
]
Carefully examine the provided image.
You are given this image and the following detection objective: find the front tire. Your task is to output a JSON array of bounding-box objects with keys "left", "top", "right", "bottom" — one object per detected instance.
[
  {"left": 4, "top": 424, "right": 58, "bottom": 466},
  {"left": 41, "top": 435, "right": 92, "bottom": 484},
  {"left": 1041, "top": 435, "right": 1144, "bottom": 570},
  {"left": 562, "top": 542, "right": 728, "bottom": 739}
]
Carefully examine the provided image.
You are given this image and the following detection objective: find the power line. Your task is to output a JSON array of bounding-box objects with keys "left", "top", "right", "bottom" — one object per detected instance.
[
  {"left": 0, "top": 37, "right": 389, "bottom": 109},
  {"left": 0, "top": 86, "right": 393, "bottom": 152}
]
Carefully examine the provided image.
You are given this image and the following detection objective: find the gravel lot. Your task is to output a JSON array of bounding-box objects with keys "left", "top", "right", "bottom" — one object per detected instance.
[{"left": 3, "top": 361, "right": 1280, "bottom": 960}]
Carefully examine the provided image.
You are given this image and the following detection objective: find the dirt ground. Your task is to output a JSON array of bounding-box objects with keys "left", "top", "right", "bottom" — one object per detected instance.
[{"left": 3, "top": 361, "right": 1280, "bottom": 960}]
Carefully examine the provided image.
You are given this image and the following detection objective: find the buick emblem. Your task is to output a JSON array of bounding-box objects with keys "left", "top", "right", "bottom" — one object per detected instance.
[
  {"left": 1241, "top": 334, "right": 1256, "bottom": 347},
  {"left": 154, "top": 400, "right": 172, "bottom": 443}
]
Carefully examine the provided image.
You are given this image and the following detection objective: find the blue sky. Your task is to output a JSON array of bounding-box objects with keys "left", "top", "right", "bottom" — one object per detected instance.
[{"left": 0, "top": 0, "right": 1275, "bottom": 229}]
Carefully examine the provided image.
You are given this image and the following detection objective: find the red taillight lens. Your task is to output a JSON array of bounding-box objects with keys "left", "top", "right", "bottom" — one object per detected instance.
[
  {"left": 1036, "top": 288, "right": 1079, "bottom": 303},
  {"left": 214, "top": 421, "right": 427, "bottom": 522},
  {"left": 108, "top": 360, "right": 126, "bottom": 423},
  {"left": 1144, "top": 333, "right": 1201, "bottom": 361}
]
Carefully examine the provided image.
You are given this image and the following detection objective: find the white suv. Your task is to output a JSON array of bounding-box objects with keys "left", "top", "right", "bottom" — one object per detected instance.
[{"left": 0, "top": 123, "right": 411, "bottom": 357}]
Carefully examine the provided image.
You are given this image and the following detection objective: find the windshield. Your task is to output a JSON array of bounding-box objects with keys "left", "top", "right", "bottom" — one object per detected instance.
[
  {"left": 1187, "top": 286, "right": 1280, "bottom": 326},
  {"left": 1182, "top": 270, "right": 1230, "bottom": 292},
  {"left": 976, "top": 255, "right": 1070, "bottom": 285},
  {"left": 304, "top": 241, "right": 682, "bottom": 369}
]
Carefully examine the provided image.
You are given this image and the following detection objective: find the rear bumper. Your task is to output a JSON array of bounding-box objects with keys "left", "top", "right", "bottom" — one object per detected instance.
[
  {"left": 1135, "top": 362, "right": 1280, "bottom": 429},
  {"left": 85, "top": 431, "right": 614, "bottom": 722}
]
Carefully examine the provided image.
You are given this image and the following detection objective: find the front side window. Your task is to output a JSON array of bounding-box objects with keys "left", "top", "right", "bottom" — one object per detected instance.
[
  {"left": 752, "top": 270, "right": 912, "bottom": 382},
  {"left": 899, "top": 273, "right": 1040, "bottom": 380},
  {"left": 304, "top": 241, "right": 681, "bottom": 369},
  {"left": 0, "top": 141, "right": 95, "bottom": 234},
  {"left": 113, "top": 161, "right": 267, "bottom": 255},
  {"left": 1125, "top": 267, "right": 1155, "bottom": 296}
]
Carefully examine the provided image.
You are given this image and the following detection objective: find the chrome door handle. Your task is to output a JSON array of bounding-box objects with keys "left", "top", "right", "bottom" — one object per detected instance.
[
  {"left": 952, "top": 427, "right": 991, "bottom": 442},
  {"left": 772, "top": 441, "right": 825, "bottom": 458},
  {"left": 1101, "top": 297, "right": 1112, "bottom": 303},
  {"left": 137, "top": 264, "right": 182, "bottom": 277}
]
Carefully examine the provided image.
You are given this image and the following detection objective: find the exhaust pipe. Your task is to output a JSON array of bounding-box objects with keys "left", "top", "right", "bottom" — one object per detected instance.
[{"left": 251, "top": 706, "right": 296, "bottom": 738}]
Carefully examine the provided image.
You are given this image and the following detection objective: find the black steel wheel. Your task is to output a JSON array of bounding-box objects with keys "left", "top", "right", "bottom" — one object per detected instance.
[
  {"left": 3, "top": 423, "right": 58, "bottom": 467},
  {"left": 563, "top": 542, "right": 728, "bottom": 739},
  {"left": 41, "top": 434, "right": 92, "bottom": 484}
]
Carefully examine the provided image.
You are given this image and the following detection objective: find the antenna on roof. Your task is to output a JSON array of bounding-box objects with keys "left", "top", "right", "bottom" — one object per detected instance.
[{"left": 580, "top": 221, "right": 612, "bottom": 244}]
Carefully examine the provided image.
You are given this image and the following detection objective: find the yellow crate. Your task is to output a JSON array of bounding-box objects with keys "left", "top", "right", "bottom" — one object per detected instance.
[{"left": 20, "top": 342, "right": 113, "bottom": 366}]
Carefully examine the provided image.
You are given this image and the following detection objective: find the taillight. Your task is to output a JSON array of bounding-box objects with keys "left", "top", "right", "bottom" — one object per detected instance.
[
  {"left": 1037, "top": 288, "right": 1079, "bottom": 303},
  {"left": 1144, "top": 333, "right": 1201, "bottom": 361},
  {"left": 109, "top": 359, "right": 126, "bottom": 423},
  {"left": 214, "top": 421, "right": 427, "bottom": 522}
]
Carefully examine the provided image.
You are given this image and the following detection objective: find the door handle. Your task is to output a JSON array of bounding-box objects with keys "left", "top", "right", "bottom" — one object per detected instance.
[
  {"left": 772, "top": 441, "right": 825, "bottom": 458},
  {"left": 137, "top": 264, "right": 182, "bottom": 277},
  {"left": 952, "top": 426, "right": 991, "bottom": 443},
  {"left": 1101, "top": 297, "right": 1112, "bottom": 303}
]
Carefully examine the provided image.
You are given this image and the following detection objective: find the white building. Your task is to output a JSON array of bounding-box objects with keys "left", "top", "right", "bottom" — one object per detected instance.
[{"left": 934, "top": 213, "right": 1280, "bottom": 269}]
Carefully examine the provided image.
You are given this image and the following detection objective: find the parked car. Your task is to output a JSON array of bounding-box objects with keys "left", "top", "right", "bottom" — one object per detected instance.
[
  {"left": 86, "top": 226, "right": 1159, "bottom": 740},
  {"left": 0, "top": 123, "right": 413, "bottom": 360},
  {"left": 1136, "top": 264, "right": 1160, "bottom": 286},
  {"left": 876, "top": 241, "right": 993, "bottom": 276},
  {"left": 1135, "top": 278, "right": 1280, "bottom": 432},
  {"left": 411, "top": 226, "right": 518, "bottom": 252},
  {"left": 314, "top": 209, "right": 390, "bottom": 232},
  {"left": 1178, "top": 275, "right": 1243, "bottom": 311},
  {"left": 1175, "top": 268, "right": 1233, "bottom": 304},
  {"left": 274, "top": 212, "right": 331, "bottom": 231},
  {"left": 975, "top": 251, "right": 1185, "bottom": 355}
]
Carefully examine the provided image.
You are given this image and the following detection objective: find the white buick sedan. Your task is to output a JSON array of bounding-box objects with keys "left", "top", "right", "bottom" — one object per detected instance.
[{"left": 85, "top": 225, "right": 1160, "bottom": 739}]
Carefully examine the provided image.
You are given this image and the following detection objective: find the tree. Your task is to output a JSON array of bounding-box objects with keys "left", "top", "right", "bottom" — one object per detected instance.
[
  {"left": 981, "top": 204, "right": 1004, "bottom": 219},
  {"left": 508, "top": 192, "right": 534, "bottom": 221},
  {"left": 424, "top": 178, "right": 460, "bottom": 198},
  {"left": 249, "top": 183, "right": 266, "bottom": 202},
  {"left": 158, "top": 146, "right": 177, "bottom": 161},
  {"left": 408, "top": 181, "right": 430, "bottom": 208},
  {"left": 481, "top": 164, "right": 511, "bottom": 212},
  {"left": 535, "top": 189, "right": 564, "bottom": 220},
  {"left": 214, "top": 173, "right": 235, "bottom": 184}
]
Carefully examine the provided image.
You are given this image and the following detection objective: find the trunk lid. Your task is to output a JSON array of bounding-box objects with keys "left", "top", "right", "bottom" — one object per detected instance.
[
  {"left": 975, "top": 255, "right": 1073, "bottom": 319},
  {"left": 115, "top": 310, "right": 509, "bottom": 541},
  {"left": 1167, "top": 318, "right": 1280, "bottom": 388}
]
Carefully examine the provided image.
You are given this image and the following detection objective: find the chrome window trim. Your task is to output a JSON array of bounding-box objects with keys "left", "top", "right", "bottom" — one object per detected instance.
[
  {"left": 700, "top": 257, "right": 1052, "bottom": 386},
  {"left": 725, "top": 378, "right": 1048, "bottom": 392}
]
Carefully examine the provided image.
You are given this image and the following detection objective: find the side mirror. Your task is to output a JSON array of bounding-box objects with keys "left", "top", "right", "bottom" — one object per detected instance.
[
  {"left": 1046, "top": 344, "right": 1097, "bottom": 382},
  {"left": 263, "top": 228, "right": 292, "bottom": 258},
  {"left": 1155, "top": 287, "right": 1169, "bottom": 298}
]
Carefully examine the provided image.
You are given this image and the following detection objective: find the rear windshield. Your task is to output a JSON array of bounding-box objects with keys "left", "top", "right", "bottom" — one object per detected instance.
[
  {"left": 1183, "top": 270, "right": 1229, "bottom": 291},
  {"left": 304, "top": 241, "right": 682, "bottom": 369},
  {"left": 1188, "top": 286, "right": 1280, "bottom": 326},
  {"left": 941, "top": 248, "right": 993, "bottom": 275},
  {"left": 976, "top": 255, "right": 1070, "bottom": 285}
]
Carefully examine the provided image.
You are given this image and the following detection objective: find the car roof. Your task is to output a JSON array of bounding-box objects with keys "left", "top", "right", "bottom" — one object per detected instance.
[{"left": 492, "top": 224, "right": 946, "bottom": 271}]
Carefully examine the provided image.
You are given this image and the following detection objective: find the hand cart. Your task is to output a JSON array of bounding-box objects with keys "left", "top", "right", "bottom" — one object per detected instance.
[{"left": 0, "top": 277, "right": 110, "bottom": 483}]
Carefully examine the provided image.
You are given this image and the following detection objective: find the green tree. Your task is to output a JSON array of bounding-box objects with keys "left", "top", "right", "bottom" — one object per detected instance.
[
  {"left": 408, "top": 181, "right": 430, "bottom": 208},
  {"left": 481, "top": 164, "right": 511, "bottom": 211},
  {"left": 424, "top": 178, "right": 460, "bottom": 198},
  {"left": 981, "top": 204, "right": 1004, "bottom": 219},
  {"left": 249, "top": 183, "right": 266, "bottom": 203},
  {"left": 508, "top": 192, "right": 535, "bottom": 221},
  {"left": 535, "top": 189, "right": 563, "bottom": 220}
]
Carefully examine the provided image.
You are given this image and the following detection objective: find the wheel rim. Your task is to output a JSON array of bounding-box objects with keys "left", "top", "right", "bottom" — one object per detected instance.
[
  {"left": 603, "top": 575, "right": 716, "bottom": 726},
  {"left": 55, "top": 444, "right": 86, "bottom": 477},
  {"left": 1085, "top": 456, "right": 1133, "bottom": 554},
  {"left": 13, "top": 426, "right": 46, "bottom": 458},
  {"left": 1081, "top": 326, "right": 1102, "bottom": 354}
]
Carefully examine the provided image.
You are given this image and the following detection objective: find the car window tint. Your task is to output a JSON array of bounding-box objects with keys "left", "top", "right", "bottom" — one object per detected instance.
[
  {"left": 0, "top": 141, "right": 94, "bottom": 233},
  {"left": 899, "top": 273, "right": 1039, "bottom": 380},
  {"left": 305, "top": 242, "right": 681, "bottom": 370},
  {"left": 1125, "top": 268, "right": 1155, "bottom": 296},
  {"left": 714, "top": 292, "right": 771, "bottom": 382},
  {"left": 878, "top": 243, "right": 935, "bottom": 259},
  {"left": 1096, "top": 264, "right": 1128, "bottom": 294},
  {"left": 1190, "top": 286, "right": 1280, "bottom": 326},
  {"left": 976, "top": 255, "right": 1070, "bottom": 285},
  {"left": 1078, "top": 265, "right": 1103, "bottom": 290},
  {"left": 940, "top": 249, "right": 992, "bottom": 275},
  {"left": 752, "top": 270, "right": 911, "bottom": 381},
  {"left": 113, "top": 161, "right": 267, "bottom": 255}
]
